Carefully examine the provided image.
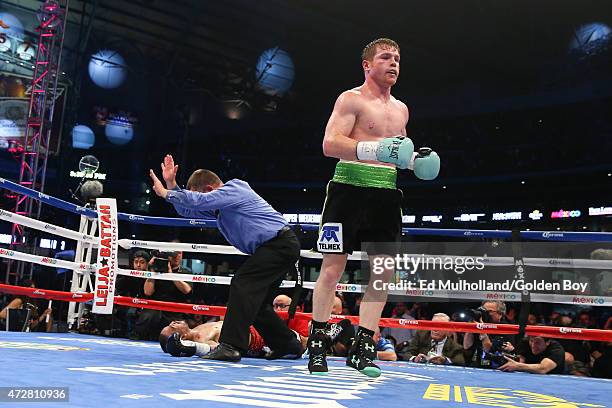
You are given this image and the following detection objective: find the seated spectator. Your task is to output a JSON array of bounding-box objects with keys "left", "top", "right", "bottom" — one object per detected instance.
[
  {"left": 331, "top": 295, "right": 343, "bottom": 315},
  {"left": 0, "top": 279, "right": 52, "bottom": 332},
  {"left": 548, "top": 311, "right": 561, "bottom": 326},
  {"left": 591, "top": 341, "right": 612, "bottom": 379},
  {"left": 383, "top": 302, "right": 417, "bottom": 344},
  {"left": 500, "top": 336, "right": 565, "bottom": 374},
  {"left": 398, "top": 313, "right": 464, "bottom": 365},
  {"left": 505, "top": 307, "right": 517, "bottom": 324},
  {"left": 135, "top": 250, "right": 192, "bottom": 340},
  {"left": 567, "top": 361, "right": 590, "bottom": 377},
  {"left": 527, "top": 313, "right": 538, "bottom": 325},
  {"left": 272, "top": 294, "right": 309, "bottom": 349},
  {"left": 556, "top": 315, "right": 590, "bottom": 364},
  {"left": 373, "top": 327, "right": 397, "bottom": 361},
  {"left": 116, "top": 250, "right": 150, "bottom": 339}
]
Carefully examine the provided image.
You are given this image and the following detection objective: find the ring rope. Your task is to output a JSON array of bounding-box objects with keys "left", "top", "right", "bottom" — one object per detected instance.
[
  {"left": 3, "top": 210, "right": 612, "bottom": 269},
  {"left": 0, "top": 209, "right": 97, "bottom": 245},
  {"left": 1, "top": 246, "right": 611, "bottom": 305},
  {"left": 3, "top": 177, "right": 612, "bottom": 242},
  {"left": 1, "top": 283, "right": 610, "bottom": 342}
]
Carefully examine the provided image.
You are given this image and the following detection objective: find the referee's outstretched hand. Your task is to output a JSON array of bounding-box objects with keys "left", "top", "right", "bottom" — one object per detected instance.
[{"left": 149, "top": 169, "right": 168, "bottom": 199}]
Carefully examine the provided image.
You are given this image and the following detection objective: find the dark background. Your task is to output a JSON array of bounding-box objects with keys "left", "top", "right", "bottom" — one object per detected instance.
[{"left": 0, "top": 0, "right": 611, "bottom": 244}]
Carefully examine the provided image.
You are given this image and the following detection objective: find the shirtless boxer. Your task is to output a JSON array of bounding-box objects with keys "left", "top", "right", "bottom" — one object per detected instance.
[
  {"left": 307, "top": 38, "right": 440, "bottom": 377},
  {"left": 160, "top": 320, "right": 299, "bottom": 359}
]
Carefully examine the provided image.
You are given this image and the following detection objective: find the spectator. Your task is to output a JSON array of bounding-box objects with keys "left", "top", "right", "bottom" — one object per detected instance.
[
  {"left": 398, "top": 313, "right": 464, "bottom": 366},
  {"left": 135, "top": 249, "right": 192, "bottom": 340},
  {"left": 331, "top": 296, "right": 343, "bottom": 315},
  {"left": 384, "top": 302, "right": 417, "bottom": 344},
  {"left": 0, "top": 279, "right": 52, "bottom": 332},
  {"left": 116, "top": 250, "right": 150, "bottom": 339},
  {"left": 548, "top": 311, "right": 561, "bottom": 326},
  {"left": 567, "top": 361, "right": 590, "bottom": 377},
  {"left": 500, "top": 336, "right": 565, "bottom": 374},
  {"left": 505, "top": 307, "right": 517, "bottom": 324},
  {"left": 527, "top": 313, "right": 538, "bottom": 325},
  {"left": 577, "top": 311, "right": 594, "bottom": 329},
  {"left": 373, "top": 328, "right": 397, "bottom": 361},
  {"left": 272, "top": 294, "right": 309, "bottom": 349},
  {"left": 463, "top": 301, "right": 515, "bottom": 369},
  {"left": 591, "top": 341, "right": 612, "bottom": 379},
  {"left": 556, "top": 315, "right": 590, "bottom": 364}
]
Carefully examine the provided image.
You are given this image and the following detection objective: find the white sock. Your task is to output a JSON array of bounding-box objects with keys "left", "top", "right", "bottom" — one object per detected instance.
[
  {"left": 181, "top": 340, "right": 211, "bottom": 357},
  {"left": 194, "top": 342, "right": 211, "bottom": 357}
]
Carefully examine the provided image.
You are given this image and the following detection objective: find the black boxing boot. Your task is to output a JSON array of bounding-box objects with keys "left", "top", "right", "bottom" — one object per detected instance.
[
  {"left": 328, "top": 318, "right": 353, "bottom": 342},
  {"left": 265, "top": 336, "right": 303, "bottom": 360},
  {"left": 307, "top": 322, "right": 331, "bottom": 375},
  {"left": 346, "top": 327, "right": 381, "bottom": 378},
  {"left": 201, "top": 342, "right": 241, "bottom": 362}
]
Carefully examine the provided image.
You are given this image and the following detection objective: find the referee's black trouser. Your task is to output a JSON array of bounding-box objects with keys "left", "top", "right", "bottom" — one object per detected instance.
[{"left": 219, "top": 228, "right": 300, "bottom": 352}]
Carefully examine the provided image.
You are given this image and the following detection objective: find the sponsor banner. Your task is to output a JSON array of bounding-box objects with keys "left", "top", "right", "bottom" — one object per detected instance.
[
  {"left": 492, "top": 211, "right": 522, "bottom": 221},
  {"left": 589, "top": 206, "right": 612, "bottom": 216},
  {"left": 298, "top": 214, "right": 321, "bottom": 224},
  {"left": 402, "top": 215, "right": 416, "bottom": 224},
  {"left": 93, "top": 198, "right": 119, "bottom": 314},
  {"left": 550, "top": 209, "right": 581, "bottom": 219},
  {"left": 422, "top": 215, "right": 443, "bottom": 223},
  {"left": 453, "top": 213, "right": 485, "bottom": 222},
  {"left": 529, "top": 210, "right": 544, "bottom": 220},
  {"left": 335, "top": 283, "right": 362, "bottom": 293}
]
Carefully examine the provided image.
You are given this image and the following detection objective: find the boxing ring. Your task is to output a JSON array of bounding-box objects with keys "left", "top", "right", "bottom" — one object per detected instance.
[
  {"left": 1, "top": 330, "right": 611, "bottom": 407},
  {"left": 1, "top": 178, "right": 612, "bottom": 407}
]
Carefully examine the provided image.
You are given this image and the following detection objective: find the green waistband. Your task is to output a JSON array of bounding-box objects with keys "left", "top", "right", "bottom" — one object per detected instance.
[{"left": 332, "top": 161, "right": 397, "bottom": 189}]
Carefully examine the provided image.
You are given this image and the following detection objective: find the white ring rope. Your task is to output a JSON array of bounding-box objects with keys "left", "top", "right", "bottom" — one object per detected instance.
[
  {"left": 0, "top": 247, "right": 95, "bottom": 273},
  {"left": 3, "top": 211, "right": 612, "bottom": 269},
  {"left": 0, "top": 209, "right": 97, "bottom": 245}
]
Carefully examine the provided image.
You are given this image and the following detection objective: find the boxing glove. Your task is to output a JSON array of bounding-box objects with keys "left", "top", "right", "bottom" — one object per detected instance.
[
  {"left": 356, "top": 136, "right": 414, "bottom": 169},
  {"left": 166, "top": 332, "right": 196, "bottom": 357},
  {"left": 410, "top": 147, "right": 440, "bottom": 180}
]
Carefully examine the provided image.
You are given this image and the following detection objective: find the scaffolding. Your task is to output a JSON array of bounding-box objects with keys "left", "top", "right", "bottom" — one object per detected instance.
[{"left": 6, "top": 0, "right": 69, "bottom": 284}]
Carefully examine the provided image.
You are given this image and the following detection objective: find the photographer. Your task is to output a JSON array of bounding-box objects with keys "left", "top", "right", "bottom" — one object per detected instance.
[
  {"left": 135, "top": 249, "right": 192, "bottom": 340},
  {"left": 463, "top": 300, "right": 516, "bottom": 369},
  {"left": 500, "top": 335, "right": 565, "bottom": 375}
]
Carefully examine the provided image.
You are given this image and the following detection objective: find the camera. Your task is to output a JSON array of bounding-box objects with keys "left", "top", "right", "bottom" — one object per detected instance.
[
  {"left": 149, "top": 250, "right": 178, "bottom": 272},
  {"left": 467, "top": 306, "right": 492, "bottom": 323},
  {"left": 484, "top": 351, "right": 518, "bottom": 367},
  {"left": 151, "top": 250, "right": 178, "bottom": 259}
]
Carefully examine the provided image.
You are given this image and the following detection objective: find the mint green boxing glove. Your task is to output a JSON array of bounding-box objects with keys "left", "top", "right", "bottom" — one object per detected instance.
[
  {"left": 356, "top": 136, "right": 414, "bottom": 169},
  {"left": 410, "top": 147, "right": 440, "bottom": 180}
]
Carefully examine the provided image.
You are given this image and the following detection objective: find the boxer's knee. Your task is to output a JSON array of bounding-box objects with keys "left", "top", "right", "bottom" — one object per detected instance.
[{"left": 318, "top": 254, "right": 348, "bottom": 288}]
